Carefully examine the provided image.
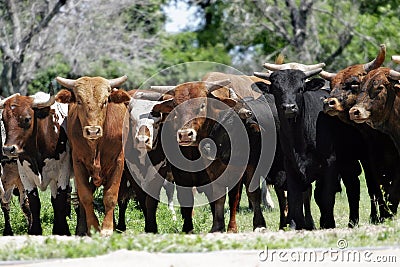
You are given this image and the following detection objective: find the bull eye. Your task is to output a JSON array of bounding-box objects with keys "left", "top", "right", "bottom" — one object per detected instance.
[
  {"left": 10, "top": 105, "right": 16, "bottom": 110},
  {"left": 102, "top": 100, "right": 107, "bottom": 108},
  {"left": 77, "top": 100, "right": 82, "bottom": 105}
]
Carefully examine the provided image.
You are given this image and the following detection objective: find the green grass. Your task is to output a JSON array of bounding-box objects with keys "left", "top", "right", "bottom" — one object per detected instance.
[{"left": 0, "top": 173, "right": 399, "bottom": 260}]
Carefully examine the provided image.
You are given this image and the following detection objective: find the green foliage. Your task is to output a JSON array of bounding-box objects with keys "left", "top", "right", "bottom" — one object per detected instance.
[
  {"left": 161, "top": 32, "right": 231, "bottom": 67},
  {"left": 0, "top": 173, "right": 399, "bottom": 260},
  {"left": 121, "top": 0, "right": 167, "bottom": 36},
  {"left": 27, "top": 57, "right": 71, "bottom": 95}
]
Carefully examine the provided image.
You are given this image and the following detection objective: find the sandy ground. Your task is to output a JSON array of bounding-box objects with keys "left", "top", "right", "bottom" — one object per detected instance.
[
  {"left": 0, "top": 234, "right": 399, "bottom": 267},
  {"left": 1, "top": 248, "right": 399, "bottom": 267}
]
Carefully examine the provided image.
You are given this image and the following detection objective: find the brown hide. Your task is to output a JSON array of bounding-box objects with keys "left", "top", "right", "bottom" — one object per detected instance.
[
  {"left": 1, "top": 95, "right": 59, "bottom": 158},
  {"left": 56, "top": 76, "right": 130, "bottom": 235},
  {"left": 203, "top": 72, "right": 264, "bottom": 99},
  {"left": 350, "top": 68, "right": 399, "bottom": 126},
  {"left": 322, "top": 45, "right": 386, "bottom": 116}
]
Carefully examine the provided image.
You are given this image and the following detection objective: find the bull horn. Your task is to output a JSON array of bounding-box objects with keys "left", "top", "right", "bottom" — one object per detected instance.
[
  {"left": 149, "top": 86, "right": 176, "bottom": 93},
  {"left": 238, "top": 108, "right": 253, "bottom": 119},
  {"left": 206, "top": 79, "right": 231, "bottom": 93},
  {"left": 56, "top": 76, "right": 76, "bottom": 89},
  {"left": 389, "top": 69, "right": 400, "bottom": 80},
  {"left": 319, "top": 70, "right": 337, "bottom": 81},
  {"left": 133, "top": 92, "right": 164, "bottom": 101},
  {"left": 0, "top": 93, "right": 20, "bottom": 109},
  {"left": 228, "top": 87, "right": 239, "bottom": 100},
  {"left": 32, "top": 84, "right": 56, "bottom": 108},
  {"left": 253, "top": 71, "right": 271, "bottom": 79},
  {"left": 109, "top": 75, "right": 128, "bottom": 88},
  {"left": 263, "top": 62, "right": 325, "bottom": 71},
  {"left": 392, "top": 55, "right": 400, "bottom": 64},
  {"left": 304, "top": 68, "right": 323, "bottom": 78},
  {"left": 363, "top": 44, "right": 386, "bottom": 72}
]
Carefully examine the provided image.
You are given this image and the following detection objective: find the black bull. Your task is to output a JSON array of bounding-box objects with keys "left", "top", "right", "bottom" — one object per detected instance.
[{"left": 201, "top": 95, "right": 288, "bottom": 229}]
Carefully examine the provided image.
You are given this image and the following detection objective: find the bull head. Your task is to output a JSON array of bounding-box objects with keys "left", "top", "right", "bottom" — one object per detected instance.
[
  {"left": 1, "top": 86, "right": 56, "bottom": 157},
  {"left": 149, "top": 79, "right": 234, "bottom": 146},
  {"left": 56, "top": 75, "right": 129, "bottom": 140}
]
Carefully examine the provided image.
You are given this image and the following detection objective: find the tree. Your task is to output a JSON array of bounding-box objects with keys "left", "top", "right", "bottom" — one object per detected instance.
[
  {"left": 0, "top": 0, "right": 168, "bottom": 95},
  {"left": 180, "top": 0, "right": 400, "bottom": 73},
  {"left": 0, "top": 0, "right": 66, "bottom": 96}
]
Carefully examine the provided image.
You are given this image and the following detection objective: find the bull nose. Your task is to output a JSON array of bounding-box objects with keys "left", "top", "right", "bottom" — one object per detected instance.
[
  {"left": 349, "top": 106, "right": 367, "bottom": 123},
  {"left": 135, "top": 135, "right": 151, "bottom": 150},
  {"left": 83, "top": 126, "right": 103, "bottom": 139},
  {"left": 177, "top": 128, "right": 197, "bottom": 145},
  {"left": 350, "top": 108, "right": 360, "bottom": 117},
  {"left": 282, "top": 103, "right": 297, "bottom": 111},
  {"left": 3, "top": 145, "right": 19, "bottom": 157}
]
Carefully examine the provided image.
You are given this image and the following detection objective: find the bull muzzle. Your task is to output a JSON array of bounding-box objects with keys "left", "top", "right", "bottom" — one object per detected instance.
[
  {"left": 135, "top": 134, "right": 152, "bottom": 151},
  {"left": 83, "top": 126, "right": 103, "bottom": 139},
  {"left": 323, "top": 97, "right": 341, "bottom": 115},
  {"left": 349, "top": 106, "right": 370, "bottom": 123},
  {"left": 281, "top": 103, "right": 298, "bottom": 118},
  {"left": 177, "top": 128, "right": 197, "bottom": 146},
  {"left": 2, "top": 145, "right": 21, "bottom": 158}
]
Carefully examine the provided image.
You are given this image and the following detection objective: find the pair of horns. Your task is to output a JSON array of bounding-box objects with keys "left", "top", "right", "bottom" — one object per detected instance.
[
  {"left": 320, "top": 44, "right": 387, "bottom": 81},
  {"left": 150, "top": 79, "right": 231, "bottom": 94},
  {"left": 56, "top": 75, "right": 128, "bottom": 89},
  {"left": 0, "top": 83, "right": 55, "bottom": 109},
  {"left": 263, "top": 62, "right": 326, "bottom": 72},
  {"left": 254, "top": 68, "right": 323, "bottom": 79}
]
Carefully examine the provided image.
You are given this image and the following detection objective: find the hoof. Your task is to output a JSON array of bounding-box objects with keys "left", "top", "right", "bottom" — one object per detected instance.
[
  {"left": 254, "top": 227, "right": 267, "bottom": 233},
  {"left": 100, "top": 229, "right": 113, "bottom": 236}
]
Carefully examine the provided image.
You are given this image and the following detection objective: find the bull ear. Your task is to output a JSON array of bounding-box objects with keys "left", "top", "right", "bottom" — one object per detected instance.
[
  {"left": 56, "top": 89, "right": 75, "bottom": 103},
  {"left": 220, "top": 98, "right": 237, "bottom": 108},
  {"left": 152, "top": 99, "right": 174, "bottom": 113},
  {"left": 109, "top": 89, "right": 131, "bottom": 104},
  {"left": 304, "top": 78, "right": 326, "bottom": 92},
  {"left": 212, "top": 97, "right": 237, "bottom": 110}
]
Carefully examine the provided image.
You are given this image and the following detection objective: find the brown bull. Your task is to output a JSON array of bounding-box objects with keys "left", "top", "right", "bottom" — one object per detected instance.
[
  {"left": 150, "top": 79, "right": 238, "bottom": 233},
  {"left": 55, "top": 75, "right": 130, "bottom": 236},
  {"left": 350, "top": 67, "right": 400, "bottom": 148}
]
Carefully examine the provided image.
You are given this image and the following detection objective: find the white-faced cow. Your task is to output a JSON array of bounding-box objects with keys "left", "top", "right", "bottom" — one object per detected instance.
[
  {"left": 55, "top": 75, "right": 130, "bottom": 236},
  {"left": 118, "top": 90, "right": 176, "bottom": 233},
  {"left": 0, "top": 89, "right": 71, "bottom": 235}
]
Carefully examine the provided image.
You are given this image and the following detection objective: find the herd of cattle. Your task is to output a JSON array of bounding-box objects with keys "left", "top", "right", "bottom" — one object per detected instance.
[{"left": 1, "top": 44, "right": 400, "bottom": 236}]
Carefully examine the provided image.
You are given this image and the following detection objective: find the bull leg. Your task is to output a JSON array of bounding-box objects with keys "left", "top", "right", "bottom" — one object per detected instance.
[
  {"left": 27, "top": 188, "right": 42, "bottom": 235},
  {"left": 176, "top": 186, "right": 194, "bottom": 233},
  {"left": 15, "top": 176, "right": 32, "bottom": 233},
  {"left": 208, "top": 179, "right": 226, "bottom": 233},
  {"left": 244, "top": 167, "right": 266, "bottom": 230},
  {"left": 275, "top": 187, "right": 288, "bottom": 230},
  {"left": 116, "top": 198, "right": 128, "bottom": 232},
  {"left": 227, "top": 181, "right": 241, "bottom": 233},
  {"left": 341, "top": 174, "right": 360, "bottom": 227},
  {"left": 51, "top": 186, "right": 71, "bottom": 235},
  {"left": 1, "top": 200, "right": 13, "bottom": 236},
  {"left": 73, "top": 161, "right": 99, "bottom": 235},
  {"left": 143, "top": 178, "right": 163, "bottom": 234},
  {"left": 303, "top": 185, "right": 315, "bottom": 230},
  {"left": 313, "top": 159, "right": 338, "bottom": 229},
  {"left": 116, "top": 172, "right": 129, "bottom": 232},
  {"left": 163, "top": 180, "right": 176, "bottom": 221},
  {"left": 286, "top": 169, "right": 306, "bottom": 230},
  {"left": 102, "top": 159, "right": 124, "bottom": 236}
]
